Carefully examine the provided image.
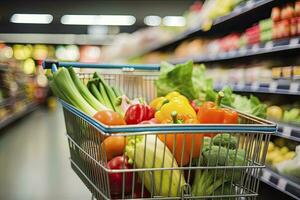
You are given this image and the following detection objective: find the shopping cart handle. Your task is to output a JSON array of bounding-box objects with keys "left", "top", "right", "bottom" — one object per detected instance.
[
  {"left": 42, "top": 60, "right": 59, "bottom": 69},
  {"left": 42, "top": 60, "right": 161, "bottom": 71}
]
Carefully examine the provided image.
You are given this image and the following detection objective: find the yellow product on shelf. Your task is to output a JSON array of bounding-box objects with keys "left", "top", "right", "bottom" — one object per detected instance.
[
  {"left": 271, "top": 67, "right": 282, "bottom": 79},
  {"left": 267, "top": 106, "right": 283, "bottom": 121},
  {"left": 266, "top": 142, "right": 296, "bottom": 165}
]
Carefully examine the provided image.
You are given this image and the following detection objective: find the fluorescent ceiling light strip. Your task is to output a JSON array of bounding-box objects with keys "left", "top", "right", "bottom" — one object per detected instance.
[
  {"left": 163, "top": 16, "right": 186, "bottom": 27},
  {"left": 144, "top": 15, "right": 161, "bottom": 26},
  {"left": 61, "top": 15, "right": 136, "bottom": 26},
  {"left": 10, "top": 14, "right": 53, "bottom": 24}
]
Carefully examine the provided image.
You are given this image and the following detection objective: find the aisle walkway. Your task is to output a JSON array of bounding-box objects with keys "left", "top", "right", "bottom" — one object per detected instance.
[{"left": 0, "top": 107, "right": 90, "bottom": 200}]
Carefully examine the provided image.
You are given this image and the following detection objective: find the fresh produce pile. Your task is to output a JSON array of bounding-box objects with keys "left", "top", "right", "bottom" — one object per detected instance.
[
  {"left": 266, "top": 138, "right": 300, "bottom": 180},
  {"left": 267, "top": 105, "right": 300, "bottom": 125},
  {"left": 48, "top": 61, "right": 268, "bottom": 198},
  {"left": 266, "top": 141, "right": 296, "bottom": 165},
  {"left": 156, "top": 61, "right": 267, "bottom": 118}
]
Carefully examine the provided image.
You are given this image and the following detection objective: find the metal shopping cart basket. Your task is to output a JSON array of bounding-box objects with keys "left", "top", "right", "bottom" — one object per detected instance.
[{"left": 43, "top": 60, "right": 277, "bottom": 200}]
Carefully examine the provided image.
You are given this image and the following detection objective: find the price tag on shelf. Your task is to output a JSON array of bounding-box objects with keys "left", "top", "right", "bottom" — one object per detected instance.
[
  {"left": 208, "top": 53, "right": 217, "bottom": 60},
  {"left": 228, "top": 50, "right": 237, "bottom": 56},
  {"left": 236, "top": 82, "right": 245, "bottom": 90},
  {"left": 219, "top": 52, "right": 227, "bottom": 58},
  {"left": 246, "top": 0, "right": 255, "bottom": 8},
  {"left": 251, "top": 44, "right": 259, "bottom": 53},
  {"left": 277, "top": 178, "right": 287, "bottom": 190},
  {"left": 289, "top": 38, "right": 299, "bottom": 47},
  {"left": 262, "top": 170, "right": 271, "bottom": 181},
  {"left": 269, "top": 82, "right": 278, "bottom": 92},
  {"left": 265, "top": 41, "right": 273, "bottom": 50},
  {"left": 289, "top": 82, "right": 299, "bottom": 93},
  {"left": 239, "top": 47, "right": 247, "bottom": 55},
  {"left": 282, "top": 126, "right": 292, "bottom": 137},
  {"left": 251, "top": 81, "right": 260, "bottom": 91},
  {"left": 234, "top": 6, "right": 242, "bottom": 13}
]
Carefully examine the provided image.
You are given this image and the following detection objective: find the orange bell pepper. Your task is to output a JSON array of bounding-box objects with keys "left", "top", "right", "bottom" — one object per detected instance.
[
  {"left": 158, "top": 112, "right": 203, "bottom": 166},
  {"left": 197, "top": 92, "right": 239, "bottom": 137}
]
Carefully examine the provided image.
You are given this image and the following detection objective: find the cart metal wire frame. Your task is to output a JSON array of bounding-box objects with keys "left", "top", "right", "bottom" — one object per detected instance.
[{"left": 43, "top": 60, "right": 277, "bottom": 200}]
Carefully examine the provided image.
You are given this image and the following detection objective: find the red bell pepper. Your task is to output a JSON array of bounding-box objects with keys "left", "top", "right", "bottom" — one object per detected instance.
[
  {"left": 139, "top": 118, "right": 157, "bottom": 124},
  {"left": 125, "top": 104, "right": 155, "bottom": 124},
  {"left": 107, "top": 156, "right": 133, "bottom": 195},
  {"left": 197, "top": 92, "right": 239, "bottom": 137},
  {"left": 190, "top": 99, "right": 202, "bottom": 113}
]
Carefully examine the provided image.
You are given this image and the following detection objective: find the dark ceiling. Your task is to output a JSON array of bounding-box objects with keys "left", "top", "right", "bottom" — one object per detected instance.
[{"left": 0, "top": 0, "right": 195, "bottom": 34}]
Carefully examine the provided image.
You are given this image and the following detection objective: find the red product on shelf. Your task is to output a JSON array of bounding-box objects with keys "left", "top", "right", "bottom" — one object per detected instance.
[
  {"left": 272, "top": 7, "right": 281, "bottom": 21},
  {"left": 246, "top": 25, "right": 260, "bottom": 45},
  {"left": 219, "top": 33, "right": 240, "bottom": 52},
  {"left": 290, "top": 18, "right": 297, "bottom": 36},
  {"left": 295, "top": 1, "right": 300, "bottom": 16},
  {"left": 281, "top": 4, "right": 294, "bottom": 20},
  {"left": 297, "top": 17, "right": 300, "bottom": 35}
]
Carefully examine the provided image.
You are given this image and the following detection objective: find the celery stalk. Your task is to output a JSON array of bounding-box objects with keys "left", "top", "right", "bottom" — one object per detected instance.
[
  {"left": 53, "top": 68, "right": 97, "bottom": 116},
  {"left": 99, "top": 82, "right": 113, "bottom": 110},
  {"left": 89, "top": 82, "right": 105, "bottom": 104},
  {"left": 68, "top": 68, "right": 108, "bottom": 111}
]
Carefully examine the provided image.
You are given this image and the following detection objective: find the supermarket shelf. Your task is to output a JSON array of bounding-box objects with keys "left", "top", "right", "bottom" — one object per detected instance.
[
  {"left": 0, "top": 33, "right": 114, "bottom": 45},
  {"left": 0, "top": 103, "right": 38, "bottom": 130},
  {"left": 260, "top": 168, "right": 300, "bottom": 200},
  {"left": 276, "top": 123, "right": 300, "bottom": 142},
  {"left": 136, "top": 0, "right": 275, "bottom": 56},
  {"left": 0, "top": 97, "right": 14, "bottom": 107},
  {"left": 214, "top": 81, "right": 300, "bottom": 96},
  {"left": 171, "top": 37, "right": 300, "bottom": 64}
]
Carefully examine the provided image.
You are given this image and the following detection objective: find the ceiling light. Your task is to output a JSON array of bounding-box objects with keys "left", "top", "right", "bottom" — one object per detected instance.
[
  {"left": 144, "top": 15, "right": 161, "bottom": 26},
  {"left": 163, "top": 16, "right": 186, "bottom": 27},
  {"left": 10, "top": 14, "right": 53, "bottom": 24},
  {"left": 61, "top": 15, "right": 136, "bottom": 26}
]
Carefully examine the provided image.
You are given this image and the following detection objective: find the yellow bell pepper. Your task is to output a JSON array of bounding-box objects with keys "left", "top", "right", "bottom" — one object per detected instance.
[
  {"left": 155, "top": 95, "right": 196, "bottom": 122},
  {"left": 166, "top": 91, "right": 190, "bottom": 105},
  {"left": 165, "top": 91, "right": 181, "bottom": 100},
  {"left": 149, "top": 97, "right": 168, "bottom": 111}
]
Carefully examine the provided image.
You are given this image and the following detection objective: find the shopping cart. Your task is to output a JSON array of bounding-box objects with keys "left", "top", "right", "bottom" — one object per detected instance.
[{"left": 43, "top": 60, "right": 277, "bottom": 200}]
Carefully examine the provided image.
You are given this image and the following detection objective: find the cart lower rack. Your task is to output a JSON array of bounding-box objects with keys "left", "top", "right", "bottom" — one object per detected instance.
[{"left": 43, "top": 61, "right": 277, "bottom": 200}]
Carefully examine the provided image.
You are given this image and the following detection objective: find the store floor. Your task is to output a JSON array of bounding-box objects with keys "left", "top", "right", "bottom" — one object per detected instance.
[{"left": 0, "top": 106, "right": 90, "bottom": 200}]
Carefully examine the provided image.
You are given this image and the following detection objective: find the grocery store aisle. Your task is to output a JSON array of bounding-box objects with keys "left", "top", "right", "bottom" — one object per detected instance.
[{"left": 0, "top": 106, "right": 90, "bottom": 200}]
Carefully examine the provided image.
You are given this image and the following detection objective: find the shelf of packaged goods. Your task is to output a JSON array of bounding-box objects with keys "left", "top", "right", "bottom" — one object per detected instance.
[
  {"left": 214, "top": 81, "right": 300, "bottom": 96},
  {"left": 276, "top": 123, "right": 300, "bottom": 142},
  {"left": 0, "top": 102, "right": 38, "bottom": 130},
  {"left": 135, "top": 0, "right": 275, "bottom": 56},
  {"left": 260, "top": 168, "right": 300, "bottom": 199},
  {"left": 0, "top": 93, "right": 29, "bottom": 107},
  {"left": 0, "top": 97, "right": 13, "bottom": 107},
  {"left": 171, "top": 37, "right": 300, "bottom": 64}
]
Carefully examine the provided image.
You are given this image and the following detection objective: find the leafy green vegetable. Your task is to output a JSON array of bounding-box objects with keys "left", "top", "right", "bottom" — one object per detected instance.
[
  {"left": 192, "top": 133, "right": 246, "bottom": 197},
  {"left": 214, "top": 182, "right": 236, "bottom": 199},
  {"left": 155, "top": 60, "right": 213, "bottom": 99},
  {"left": 283, "top": 108, "right": 300, "bottom": 123},
  {"left": 231, "top": 94, "right": 267, "bottom": 118},
  {"left": 156, "top": 61, "right": 266, "bottom": 118}
]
